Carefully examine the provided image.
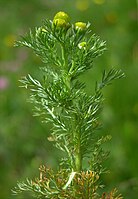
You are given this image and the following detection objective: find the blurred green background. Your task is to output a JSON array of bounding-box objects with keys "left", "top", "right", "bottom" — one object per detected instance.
[{"left": 0, "top": 0, "right": 138, "bottom": 198}]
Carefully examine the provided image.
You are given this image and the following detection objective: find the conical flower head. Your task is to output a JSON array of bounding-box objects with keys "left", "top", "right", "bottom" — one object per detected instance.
[
  {"left": 53, "top": 11, "right": 70, "bottom": 23},
  {"left": 53, "top": 11, "right": 70, "bottom": 29}
]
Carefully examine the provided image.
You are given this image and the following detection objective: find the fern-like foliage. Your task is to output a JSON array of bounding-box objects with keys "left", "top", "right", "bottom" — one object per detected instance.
[
  {"left": 13, "top": 11, "right": 124, "bottom": 198},
  {"left": 12, "top": 165, "right": 122, "bottom": 199}
]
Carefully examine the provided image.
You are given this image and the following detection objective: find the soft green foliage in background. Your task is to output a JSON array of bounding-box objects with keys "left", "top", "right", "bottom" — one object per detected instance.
[{"left": 0, "top": 0, "right": 137, "bottom": 199}]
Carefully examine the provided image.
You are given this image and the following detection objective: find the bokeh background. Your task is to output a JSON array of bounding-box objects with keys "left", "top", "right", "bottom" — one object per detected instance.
[{"left": 0, "top": 0, "right": 138, "bottom": 198}]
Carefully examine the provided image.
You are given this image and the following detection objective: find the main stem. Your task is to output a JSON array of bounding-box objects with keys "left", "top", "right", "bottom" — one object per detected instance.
[
  {"left": 61, "top": 44, "right": 70, "bottom": 89},
  {"left": 61, "top": 43, "right": 82, "bottom": 172},
  {"left": 61, "top": 43, "right": 67, "bottom": 69},
  {"left": 74, "top": 130, "right": 82, "bottom": 171}
]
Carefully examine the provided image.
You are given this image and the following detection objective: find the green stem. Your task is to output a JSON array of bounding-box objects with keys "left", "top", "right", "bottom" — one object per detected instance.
[
  {"left": 61, "top": 44, "right": 71, "bottom": 89},
  {"left": 74, "top": 131, "right": 82, "bottom": 172},
  {"left": 61, "top": 43, "right": 82, "bottom": 172},
  {"left": 61, "top": 44, "right": 67, "bottom": 69}
]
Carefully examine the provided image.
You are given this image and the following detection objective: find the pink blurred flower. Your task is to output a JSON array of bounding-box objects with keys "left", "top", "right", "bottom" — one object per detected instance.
[{"left": 0, "top": 77, "right": 9, "bottom": 90}]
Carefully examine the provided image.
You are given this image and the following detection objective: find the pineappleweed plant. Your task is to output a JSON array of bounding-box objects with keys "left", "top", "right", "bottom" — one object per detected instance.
[{"left": 13, "top": 11, "right": 124, "bottom": 199}]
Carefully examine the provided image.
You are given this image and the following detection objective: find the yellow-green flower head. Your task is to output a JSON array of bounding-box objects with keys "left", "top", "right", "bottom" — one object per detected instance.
[
  {"left": 53, "top": 11, "right": 70, "bottom": 23},
  {"left": 75, "top": 22, "right": 87, "bottom": 31},
  {"left": 53, "top": 18, "right": 67, "bottom": 28},
  {"left": 78, "top": 41, "right": 87, "bottom": 49}
]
